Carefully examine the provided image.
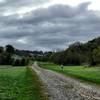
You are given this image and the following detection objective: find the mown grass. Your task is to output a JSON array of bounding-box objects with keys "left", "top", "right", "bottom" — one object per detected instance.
[
  {"left": 0, "top": 66, "right": 48, "bottom": 100},
  {"left": 39, "top": 62, "right": 100, "bottom": 84}
]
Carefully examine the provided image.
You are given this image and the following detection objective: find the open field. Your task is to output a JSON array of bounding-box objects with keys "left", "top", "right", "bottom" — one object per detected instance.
[
  {"left": 39, "top": 62, "right": 100, "bottom": 84},
  {"left": 0, "top": 66, "right": 47, "bottom": 100}
]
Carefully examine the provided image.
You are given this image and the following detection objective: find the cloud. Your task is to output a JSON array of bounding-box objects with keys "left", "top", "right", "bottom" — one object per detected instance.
[
  {"left": 0, "top": 1, "right": 100, "bottom": 51},
  {"left": 0, "top": 0, "right": 49, "bottom": 15},
  {"left": 22, "top": 2, "right": 90, "bottom": 24}
]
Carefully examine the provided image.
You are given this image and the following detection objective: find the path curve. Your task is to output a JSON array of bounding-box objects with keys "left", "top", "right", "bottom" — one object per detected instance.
[{"left": 32, "top": 62, "right": 100, "bottom": 100}]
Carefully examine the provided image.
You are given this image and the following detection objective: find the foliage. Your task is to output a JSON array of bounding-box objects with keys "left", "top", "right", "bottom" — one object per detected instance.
[
  {"left": 90, "top": 46, "right": 100, "bottom": 66},
  {"left": 5, "top": 45, "right": 14, "bottom": 54},
  {"left": 49, "top": 37, "right": 100, "bottom": 66},
  {"left": 0, "top": 45, "right": 30, "bottom": 66}
]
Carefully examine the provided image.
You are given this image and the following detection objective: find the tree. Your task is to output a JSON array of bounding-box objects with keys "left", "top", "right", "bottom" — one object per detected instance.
[
  {"left": 5, "top": 45, "right": 14, "bottom": 54},
  {"left": 13, "top": 59, "right": 21, "bottom": 66},
  {"left": 90, "top": 47, "right": 100, "bottom": 66},
  {"left": 0, "top": 46, "right": 4, "bottom": 53},
  {"left": 21, "top": 58, "right": 26, "bottom": 66}
]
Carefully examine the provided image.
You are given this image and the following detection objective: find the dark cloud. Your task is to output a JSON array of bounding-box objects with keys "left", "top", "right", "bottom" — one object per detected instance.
[
  {"left": 0, "top": 1, "right": 100, "bottom": 51},
  {"left": 22, "top": 2, "right": 90, "bottom": 23}
]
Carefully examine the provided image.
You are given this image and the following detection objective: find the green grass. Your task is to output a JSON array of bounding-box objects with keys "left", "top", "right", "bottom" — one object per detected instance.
[
  {"left": 39, "top": 62, "right": 100, "bottom": 84},
  {"left": 0, "top": 66, "right": 48, "bottom": 100}
]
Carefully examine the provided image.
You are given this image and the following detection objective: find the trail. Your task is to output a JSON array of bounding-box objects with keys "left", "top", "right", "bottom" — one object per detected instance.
[{"left": 32, "top": 62, "right": 100, "bottom": 100}]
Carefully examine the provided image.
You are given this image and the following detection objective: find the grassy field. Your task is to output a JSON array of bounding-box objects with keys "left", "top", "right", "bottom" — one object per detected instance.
[
  {"left": 39, "top": 62, "right": 100, "bottom": 84},
  {"left": 0, "top": 66, "right": 48, "bottom": 100}
]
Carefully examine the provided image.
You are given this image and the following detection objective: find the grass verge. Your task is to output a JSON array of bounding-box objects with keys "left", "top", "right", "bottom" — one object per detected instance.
[{"left": 39, "top": 62, "right": 100, "bottom": 84}]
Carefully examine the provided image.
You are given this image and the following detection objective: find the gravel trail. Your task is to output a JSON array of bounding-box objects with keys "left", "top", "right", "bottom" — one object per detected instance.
[{"left": 32, "top": 62, "right": 100, "bottom": 100}]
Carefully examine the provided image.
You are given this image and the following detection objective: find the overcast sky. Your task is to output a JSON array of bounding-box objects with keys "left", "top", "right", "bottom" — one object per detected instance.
[{"left": 0, "top": 0, "right": 100, "bottom": 51}]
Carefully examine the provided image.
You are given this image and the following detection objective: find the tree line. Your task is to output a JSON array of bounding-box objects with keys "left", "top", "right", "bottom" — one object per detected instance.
[
  {"left": 0, "top": 36, "right": 100, "bottom": 66},
  {"left": 0, "top": 45, "right": 29, "bottom": 66},
  {"left": 38, "top": 37, "right": 100, "bottom": 66}
]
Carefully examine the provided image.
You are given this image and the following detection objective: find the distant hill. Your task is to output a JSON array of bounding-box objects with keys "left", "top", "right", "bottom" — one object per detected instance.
[{"left": 50, "top": 36, "right": 100, "bottom": 66}]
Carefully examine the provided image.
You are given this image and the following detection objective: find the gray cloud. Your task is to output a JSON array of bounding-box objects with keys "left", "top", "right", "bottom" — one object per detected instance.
[
  {"left": 0, "top": 0, "right": 49, "bottom": 13},
  {"left": 0, "top": 1, "right": 100, "bottom": 51}
]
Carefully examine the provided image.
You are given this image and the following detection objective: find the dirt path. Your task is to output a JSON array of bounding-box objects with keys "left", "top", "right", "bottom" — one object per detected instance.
[{"left": 32, "top": 62, "right": 100, "bottom": 100}]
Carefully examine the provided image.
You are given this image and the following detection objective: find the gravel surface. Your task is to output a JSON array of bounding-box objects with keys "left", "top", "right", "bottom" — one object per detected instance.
[{"left": 32, "top": 62, "right": 100, "bottom": 100}]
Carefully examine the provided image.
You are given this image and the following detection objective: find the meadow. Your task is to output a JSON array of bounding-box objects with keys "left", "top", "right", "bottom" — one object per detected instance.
[
  {"left": 39, "top": 62, "right": 100, "bottom": 84},
  {"left": 0, "top": 66, "right": 47, "bottom": 100}
]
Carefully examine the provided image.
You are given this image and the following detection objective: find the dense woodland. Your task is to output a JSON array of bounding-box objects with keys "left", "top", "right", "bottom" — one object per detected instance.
[
  {"left": 37, "top": 36, "right": 100, "bottom": 66},
  {"left": 0, "top": 36, "right": 100, "bottom": 66},
  {"left": 49, "top": 36, "right": 100, "bottom": 66}
]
